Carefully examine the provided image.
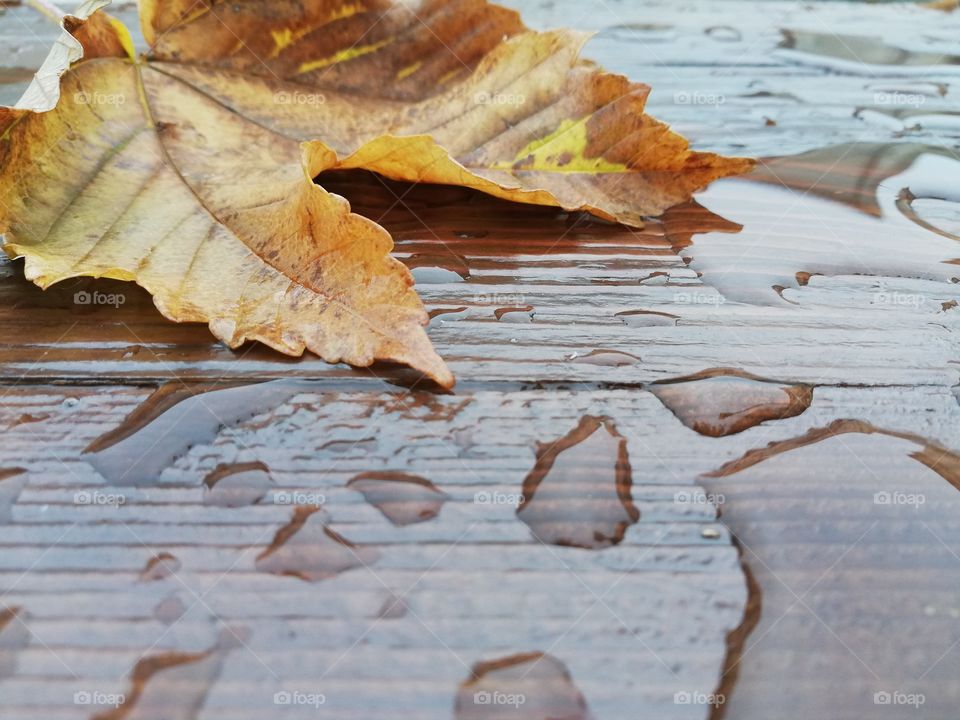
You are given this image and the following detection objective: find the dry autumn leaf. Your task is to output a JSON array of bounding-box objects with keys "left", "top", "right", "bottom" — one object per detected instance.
[{"left": 0, "top": 0, "right": 753, "bottom": 387}]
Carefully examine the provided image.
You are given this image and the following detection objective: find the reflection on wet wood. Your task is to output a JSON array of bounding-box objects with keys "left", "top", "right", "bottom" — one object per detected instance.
[
  {"left": 1, "top": 1, "right": 959, "bottom": 719},
  {"left": 702, "top": 423, "right": 960, "bottom": 719},
  {"left": 0, "top": 383, "right": 748, "bottom": 719}
]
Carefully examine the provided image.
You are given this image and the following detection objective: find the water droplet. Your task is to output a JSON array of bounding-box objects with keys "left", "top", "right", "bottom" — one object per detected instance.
[
  {"left": 256, "top": 507, "right": 378, "bottom": 581},
  {"left": 454, "top": 652, "right": 592, "bottom": 720},
  {"left": 518, "top": 416, "right": 638, "bottom": 550},
  {"left": 203, "top": 461, "right": 272, "bottom": 508},
  {"left": 615, "top": 310, "right": 679, "bottom": 327},
  {"left": 62, "top": 397, "right": 79, "bottom": 409},
  {"left": 406, "top": 253, "right": 470, "bottom": 283},
  {"left": 705, "top": 25, "right": 742, "bottom": 42},
  {"left": 639, "top": 271, "right": 670, "bottom": 285},
  {"left": 0, "top": 606, "right": 29, "bottom": 679},
  {"left": 599, "top": 23, "right": 677, "bottom": 43},
  {"left": 428, "top": 307, "right": 470, "bottom": 326},
  {"left": 568, "top": 349, "right": 641, "bottom": 367},
  {"left": 651, "top": 369, "right": 813, "bottom": 437},
  {"left": 494, "top": 305, "right": 535, "bottom": 323},
  {"left": 140, "top": 552, "right": 181, "bottom": 582},
  {"left": 0, "top": 468, "right": 27, "bottom": 524},
  {"left": 84, "top": 381, "right": 308, "bottom": 486},
  {"left": 377, "top": 591, "right": 409, "bottom": 619},
  {"left": 348, "top": 472, "right": 449, "bottom": 526},
  {"left": 95, "top": 628, "right": 242, "bottom": 720}
]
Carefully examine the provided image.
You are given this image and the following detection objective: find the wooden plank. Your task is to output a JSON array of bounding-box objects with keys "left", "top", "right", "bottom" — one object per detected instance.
[{"left": 0, "top": 1, "right": 958, "bottom": 719}]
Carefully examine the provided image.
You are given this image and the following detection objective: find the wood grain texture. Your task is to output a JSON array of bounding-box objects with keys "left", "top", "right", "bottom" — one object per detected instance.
[{"left": 0, "top": 1, "right": 959, "bottom": 719}]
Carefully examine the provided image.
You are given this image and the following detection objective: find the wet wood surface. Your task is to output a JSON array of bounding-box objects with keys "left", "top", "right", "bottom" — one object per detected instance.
[{"left": 1, "top": 1, "right": 959, "bottom": 719}]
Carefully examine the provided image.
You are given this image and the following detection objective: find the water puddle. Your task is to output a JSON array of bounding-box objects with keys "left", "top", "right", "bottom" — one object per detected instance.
[
  {"left": 615, "top": 310, "right": 678, "bottom": 327},
  {"left": 567, "top": 349, "right": 641, "bottom": 367},
  {"left": 347, "top": 472, "right": 449, "bottom": 526},
  {"left": 94, "top": 629, "right": 242, "bottom": 720},
  {"left": 256, "top": 507, "right": 378, "bottom": 581},
  {"left": 707, "top": 418, "right": 960, "bottom": 484},
  {"left": 670, "top": 143, "right": 960, "bottom": 304},
  {"left": 0, "top": 606, "right": 28, "bottom": 679},
  {"left": 776, "top": 29, "right": 960, "bottom": 75},
  {"left": 702, "top": 420, "right": 960, "bottom": 717},
  {"left": 405, "top": 254, "right": 470, "bottom": 284},
  {"left": 517, "top": 416, "right": 638, "bottom": 549},
  {"left": 856, "top": 107, "right": 960, "bottom": 135},
  {"left": 139, "top": 553, "right": 181, "bottom": 582},
  {"left": 203, "top": 462, "right": 272, "bottom": 508},
  {"left": 0, "top": 468, "right": 26, "bottom": 523},
  {"left": 84, "top": 381, "right": 308, "bottom": 486},
  {"left": 651, "top": 369, "right": 813, "bottom": 437},
  {"left": 899, "top": 190, "right": 960, "bottom": 240},
  {"left": 454, "top": 652, "right": 593, "bottom": 720}
]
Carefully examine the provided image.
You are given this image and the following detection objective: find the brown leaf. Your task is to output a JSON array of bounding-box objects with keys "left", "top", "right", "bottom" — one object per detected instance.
[
  {"left": 1, "top": 2, "right": 452, "bottom": 387},
  {"left": 144, "top": 0, "right": 752, "bottom": 225}
]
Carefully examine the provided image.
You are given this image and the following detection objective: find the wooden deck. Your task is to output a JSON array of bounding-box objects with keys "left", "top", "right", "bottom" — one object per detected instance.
[{"left": 0, "top": 1, "right": 958, "bottom": 718}]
